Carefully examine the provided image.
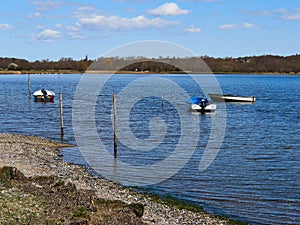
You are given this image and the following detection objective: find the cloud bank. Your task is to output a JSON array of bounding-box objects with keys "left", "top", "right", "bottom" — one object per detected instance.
[{"left": 77, "top": 15, "right": 178, "bottom": 30}]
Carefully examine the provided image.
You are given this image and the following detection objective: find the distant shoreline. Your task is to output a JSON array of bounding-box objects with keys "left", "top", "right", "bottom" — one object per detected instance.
[
  {"left": 2, "top": 55, "right": 300, "bottom": 75},
  {"left": 0, "top": 70, "right": 299, "bottom": 75}
]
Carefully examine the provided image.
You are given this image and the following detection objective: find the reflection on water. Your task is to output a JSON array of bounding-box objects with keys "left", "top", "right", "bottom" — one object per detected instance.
[{"left": 0, "top": 74, "right": 299, "bottom": 224}]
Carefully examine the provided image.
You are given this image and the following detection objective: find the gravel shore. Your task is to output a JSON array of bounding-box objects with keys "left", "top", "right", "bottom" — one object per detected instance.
[{"left": 0, "top": 133, "right": 232, "bottom": 224}]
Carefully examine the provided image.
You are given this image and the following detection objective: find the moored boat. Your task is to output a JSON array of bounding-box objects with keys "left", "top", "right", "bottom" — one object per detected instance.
[
  {"left": 33, "top": 89, "right": 55, "bottom": 102},
  {"left": 208, "top": 94, "right": 256, "bottom": 103},
  {"left": 187, "top": 97, "right": 217, "bottom": 113}
]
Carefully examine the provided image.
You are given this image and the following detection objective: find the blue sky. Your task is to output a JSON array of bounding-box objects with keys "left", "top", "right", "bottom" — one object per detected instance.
[{"left": 1, "top": 0, "right": 300, "bottom": 61}]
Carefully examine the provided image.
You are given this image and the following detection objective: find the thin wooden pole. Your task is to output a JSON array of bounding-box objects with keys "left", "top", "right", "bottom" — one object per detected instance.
[
  {"left": 59, "top": 93, "right": 64, "bottom": 137},
  {"left": 28, "top": 74, "right": 31, "bottom": 98},
  {"left": 161, "top": 91, "right": 164, "bottom": 109},
  {"left": 113, "top": 93, "right": 117, "bottom": 158}
]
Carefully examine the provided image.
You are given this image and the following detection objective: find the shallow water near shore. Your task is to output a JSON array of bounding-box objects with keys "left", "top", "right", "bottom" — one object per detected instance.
[{"left": 0, "top": 74, "right": 299, "bottom": 224}]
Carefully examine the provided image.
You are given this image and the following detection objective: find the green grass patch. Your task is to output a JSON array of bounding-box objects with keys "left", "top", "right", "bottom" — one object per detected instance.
[{"left": 71, "top": 207, "right": 89, "bottom": 219}]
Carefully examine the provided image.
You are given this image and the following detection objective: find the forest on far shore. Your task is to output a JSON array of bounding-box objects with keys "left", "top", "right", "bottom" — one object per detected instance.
[{"left": 1, "top": 54, "right": 300, "bottom": 74}]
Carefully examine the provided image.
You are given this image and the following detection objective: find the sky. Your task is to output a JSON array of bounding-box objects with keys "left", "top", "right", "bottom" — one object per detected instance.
[{"left": 1, "top": 0, "right": 300, "bottom": 61}]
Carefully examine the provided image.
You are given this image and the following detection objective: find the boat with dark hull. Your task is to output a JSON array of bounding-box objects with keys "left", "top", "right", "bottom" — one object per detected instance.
[
  {"left": 33, "top": 89, "right": 55, "bottom": 102},
  {"left": 208, "top": 94, "right": 256, "bottom": 103},
  {"left": 187, "top": 97, "right": 217, "bottom": 113}
]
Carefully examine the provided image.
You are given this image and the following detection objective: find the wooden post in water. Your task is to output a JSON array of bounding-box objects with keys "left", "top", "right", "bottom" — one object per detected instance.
[
  {"left": 113, "top": 93, "right": 117, "bottom": 158},
  {"left": 161, "top": 91, "right": 164, "bottom": 109},
  {"left": 28, "top": 74, "right": 31, "bottom": 98},
  {"left": 59, "top": 93, "right": 64, "bottom": 138}
]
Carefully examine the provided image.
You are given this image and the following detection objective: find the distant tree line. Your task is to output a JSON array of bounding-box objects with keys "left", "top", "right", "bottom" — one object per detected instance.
[
  {"left": 1, "top": 54, "right": 300, "bottom": 74},
  {"left": 0, "top": 57, "right": 91, "bottom": 73},
  {"left": 202, "top": 55, "right": 300, "bottom": 73}
]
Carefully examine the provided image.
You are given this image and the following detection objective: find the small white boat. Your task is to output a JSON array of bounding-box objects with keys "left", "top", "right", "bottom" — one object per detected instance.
[
  {"left": 191, "top": 103, "right": 217, "bottom": 112},
  {"left": 187, "top": 97, "right": 217, "bottom": 113},
  {"left": 33, "top": 89, "right": 55, "bottom": 102},
  {"left": 208, "top": 94, "right": 256, "bottom": 103}
]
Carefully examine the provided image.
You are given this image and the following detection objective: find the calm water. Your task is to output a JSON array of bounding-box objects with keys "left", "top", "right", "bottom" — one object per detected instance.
[{"left": 0, "top": 74, "right": 299, "bottom": 224}]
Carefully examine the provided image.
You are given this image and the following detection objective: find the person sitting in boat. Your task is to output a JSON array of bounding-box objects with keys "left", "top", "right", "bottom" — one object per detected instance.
[
  {"left": 200, "top": 98, "right": 208, "bottom": 113},
  {"left": 200, "top": 98, "right": 208, "bottom": 107},
  {"left": 41, "top": 89, "right": 47, "bottom": 100}
]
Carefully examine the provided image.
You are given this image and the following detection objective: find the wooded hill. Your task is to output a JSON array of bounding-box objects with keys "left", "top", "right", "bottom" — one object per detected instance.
[{"left": 1, "top": 54, "right": 300, "bottom": 74}]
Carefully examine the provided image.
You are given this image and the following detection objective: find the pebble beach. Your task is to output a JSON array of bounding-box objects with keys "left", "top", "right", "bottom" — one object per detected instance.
[{"left": 0, "top": 133, "right": 232, "bottom": 224}]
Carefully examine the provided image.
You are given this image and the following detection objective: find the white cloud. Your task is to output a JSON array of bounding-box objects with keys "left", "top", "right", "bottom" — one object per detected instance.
[
  {"left": 77, "top": 15, "right": 178, "bottom": 30},
  {"left": 77, "top": 6, "right": 95, "bottom": 12},
  {"left": 28, "top": 12, "right": 41, "bottom": 18},
  {"left": 66, "top": 25, "right": 81, "bottom": 32},
  {"left": 282, "top": 12, "right": 300, "bottom": 20},
  {"left": 36, "top": 25, "right": 44, "bottom": 30},
  {"left": 72, "top": 5, "right": 97, "bottom": 18},
  {"left": 275, "top": 8, "right": 288, "bottom": 14},
  {"left": 242, "top": 22, "right": 258, "bottom": 29},
  {"left": 32, "top": 29, "right": 60, "bottom": 42},
  {"left": 65, "top": 25, "right": 85, "bottom": 39},
  {"left": 219, "top": 22, "right": 258, "bottom": 30},
  {"left": 0, "top": 24, "right": 12, "bottom": 30},
  {"left": 243, "top": 8, "right": 287, "bottom": 17},
  {"left": 30, "top": 0, "right": 64, "bottom": 11},
  {"left": 218, "top": 24, "right": 238, "bottom": 30},
  {"left": 184, "top": 25, "right": 202, "bottom": 32},
  {"left": 274, "top": 8, "right": 300, "bottom": 20},
  {"left": 242, "top": 8, "right": 300, "bottom": 21},
  {"left": 54, "top": 24, "right": 63, "bottom": 29},
  {"left": 148, "top": 3, "right": 190, "bottom": 16}
]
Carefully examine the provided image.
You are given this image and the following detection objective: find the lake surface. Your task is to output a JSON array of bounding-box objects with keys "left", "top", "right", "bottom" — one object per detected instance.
[{"left": 0, "top": 74, "right": 299, "bottom": 224}]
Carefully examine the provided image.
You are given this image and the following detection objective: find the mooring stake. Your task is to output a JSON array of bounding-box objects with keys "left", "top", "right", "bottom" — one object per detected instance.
[
  {"left": 113, "top": 93, "right": 117, "bottom": 158},
  {"left": 59, "top": 93, "right": 64, "bottom": 138}
]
